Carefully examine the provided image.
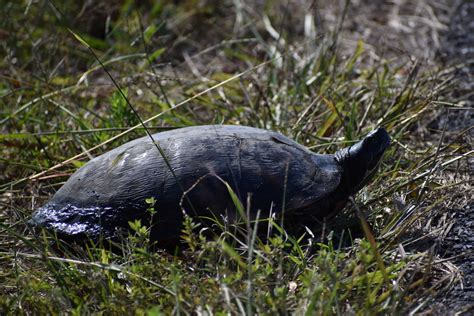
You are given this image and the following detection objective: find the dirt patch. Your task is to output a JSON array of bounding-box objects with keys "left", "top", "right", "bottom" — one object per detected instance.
[{"left": 428, "top": 1, "right": 474, "bottom": 314}]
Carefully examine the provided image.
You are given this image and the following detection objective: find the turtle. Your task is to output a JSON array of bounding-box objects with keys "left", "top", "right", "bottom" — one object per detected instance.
[{"left": 30, "top": 125, "right": 390, "bottom": 246}]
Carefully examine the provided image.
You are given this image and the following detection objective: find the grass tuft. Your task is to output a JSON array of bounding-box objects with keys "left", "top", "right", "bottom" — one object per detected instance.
[{"left": 1, "top": 0, "right": 470, "bottom": 314}]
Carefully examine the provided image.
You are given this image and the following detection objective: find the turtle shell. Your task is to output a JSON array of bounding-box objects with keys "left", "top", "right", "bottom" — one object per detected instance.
[{"left": 31, "top": 125, "right": 343, "bottom": 244}]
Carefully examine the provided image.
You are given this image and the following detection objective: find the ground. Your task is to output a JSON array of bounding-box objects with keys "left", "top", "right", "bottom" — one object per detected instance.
[
  {"left": 323, "top": 0, "right": 473, "bottom": 313},
  {"left": 0, "top": 0, "right": 472, "bottom": 314}
]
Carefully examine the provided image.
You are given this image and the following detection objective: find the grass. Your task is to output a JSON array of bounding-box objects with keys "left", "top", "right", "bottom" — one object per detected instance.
[{"left": 1, "top": 0, "right": 471, "bottom": 314}]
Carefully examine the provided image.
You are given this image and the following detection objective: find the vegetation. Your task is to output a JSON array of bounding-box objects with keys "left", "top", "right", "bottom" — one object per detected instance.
[{"left": 1, "top": 1, "right": 470, "bottom": 314}]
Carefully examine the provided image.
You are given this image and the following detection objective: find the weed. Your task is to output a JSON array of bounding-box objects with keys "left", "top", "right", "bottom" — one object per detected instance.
[{"left": 0, "top": 1, "right": 469, "bottom": 314}]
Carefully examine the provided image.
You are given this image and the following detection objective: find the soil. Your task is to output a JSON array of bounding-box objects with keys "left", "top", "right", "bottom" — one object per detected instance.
[{"left": 429, "top": 1, "right": 474, "bottom": 314}]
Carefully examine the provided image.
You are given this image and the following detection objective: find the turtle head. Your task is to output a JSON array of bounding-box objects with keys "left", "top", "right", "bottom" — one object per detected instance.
[{"left": 335, "top": 128, "right": 390, "bottom": 195}]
